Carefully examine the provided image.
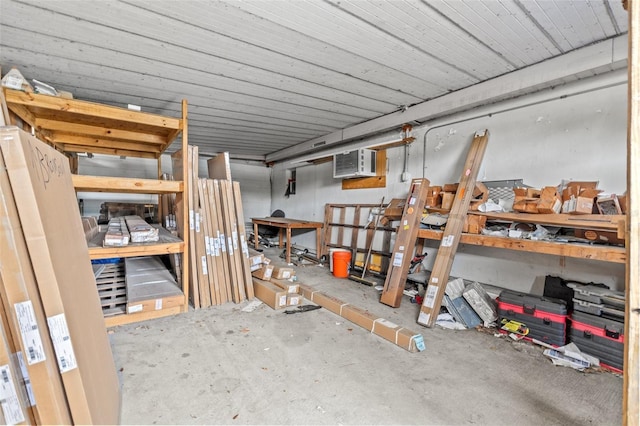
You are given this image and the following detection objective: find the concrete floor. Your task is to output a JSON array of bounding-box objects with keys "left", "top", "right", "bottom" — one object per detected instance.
[{"left": 111, "top": 247, "right": 622, "bottom": 425}]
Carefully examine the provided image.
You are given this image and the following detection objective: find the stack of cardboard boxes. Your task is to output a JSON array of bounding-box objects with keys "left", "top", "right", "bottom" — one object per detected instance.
[{"left": 251, "top": 250, "right": 302, "bottom": 310}]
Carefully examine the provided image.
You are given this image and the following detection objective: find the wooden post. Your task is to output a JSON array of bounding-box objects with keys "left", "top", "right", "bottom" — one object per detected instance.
[{"left": 625, "top": 0, "right": 640, "bottom": 424}]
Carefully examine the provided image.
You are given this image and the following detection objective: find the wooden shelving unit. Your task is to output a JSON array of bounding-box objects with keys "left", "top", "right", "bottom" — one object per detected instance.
[
  {"left": 3, "top": 88, "right": 190, "bottom": 327},
  {"left": 417, "top": 211, "right": 626, "bottom": 264}
]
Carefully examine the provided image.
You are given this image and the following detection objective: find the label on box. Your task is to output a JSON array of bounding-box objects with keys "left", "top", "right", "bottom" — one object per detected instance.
[
  {"left": 227, "top": 237, "right": 234, "bottom": 255},
  {"left": 205, "top": 235, "right": 211, "bottom": 255},
  {"left": 219, "top": 233, "right": 227, "bottom": 252},
  {"left": 3, "top": 75, "right": 23, "bottom": 90},
  {"left": 128, "top": 304, "right": 143, "bottom": 313},
  {"left": 46, "top": 314, "right": 78, "bottom": 374},
  {"left": 281, "top": 271, "right": 291, "bottom": 279},
  {"left": 431, "top": 277, "right": 438, "bottom": 284},
  {"left": 14, "top": 301, "right": 46, "bottom": 365},
  {"left": 287, "top": 285, "right": 296, "bottom": 294},
  {"left": 399, "top": 245, "right": 405, "bottom": 251},
  {"left": 201, "top": 256, "right": 208, "bottom": 275},
  {"left": 189, "top": 210, "right": 194, "bottom": 230},
  {"left": 155, "top": 299, "right": 163, "bottom": 310},
  {"left": 414, "top": 335, "right": 426, "bottom": 352},
  {"left": 240, "top": 235, "right": 249, "bottom": 257},
  {"left": 212, "top": 237, "right": 220, "bottom": 256},
  {"left": 392, "top": 252, "right": 403, "bottom": 267},
  {"left": 418, "top": 311, "right": 431, "bottom": 325},
  {"left": 195, "top": 213, "right": 201, "bottom": 232},
  {"left": 0, "top": 365, "right": 16, "bottom": 400},
  {"left": 15, "top": 352, "right": 35, "bottom": 407},
  {"left": 409, "top": 197, "right": 416, "bottom": 205},
  {"left": 232, "top": 231, "right": 239, "bottom": 251},
  {"left": 424, "top": 285, "right": 439, "bottom": 308},
  {"left": 264, "top": 268, "right": 273, "bottom": 280},
  {"left": 442, "top": 235, "right": 454, "bottom": 247},
  {"left": 289, "top": 296, "right": 301, "bottom": 305},
  {"left": 278, "top": 295, "right": 287, "bottom": 307}
]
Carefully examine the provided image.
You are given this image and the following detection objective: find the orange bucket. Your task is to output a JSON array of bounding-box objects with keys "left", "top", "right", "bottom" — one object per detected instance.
[{"left": 332, "top": 251, "right": 352, "bottom": 278}]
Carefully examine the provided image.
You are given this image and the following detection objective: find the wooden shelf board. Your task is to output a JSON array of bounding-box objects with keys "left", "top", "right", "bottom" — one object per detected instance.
[
  {"left": 4, "top": 88, "right": 181, "bottom": 154},
  {"left": 88, "top": 226, "right": 184, "bottom": 259},
  {"left": 73, "top": 175, "right": 183, "bottom": 193},
  {"left": 417, "top": 228, "right": 625, "bottom": 263},
  {"left": 104, "top": 304, "right": 184, "bottom": 327},
  {"left": 471, "top": 212, "right": 624, "bottom": 232}
]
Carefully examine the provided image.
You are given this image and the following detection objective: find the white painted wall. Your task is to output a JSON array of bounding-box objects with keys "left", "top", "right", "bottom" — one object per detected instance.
[{"left": 271, "top": 75, "right": 627, "bottom": 292}]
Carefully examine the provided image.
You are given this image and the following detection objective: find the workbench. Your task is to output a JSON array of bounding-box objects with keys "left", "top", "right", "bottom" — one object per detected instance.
[{"left": 251, "top": 217, "right": 323, "bottom": 264}]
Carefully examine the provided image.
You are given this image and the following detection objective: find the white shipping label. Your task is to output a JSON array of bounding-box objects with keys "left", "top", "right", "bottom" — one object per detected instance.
[
  {"left": 418, "top": 311, "right": 431, "bottom": 326},
  {"left": 195, "top": 213, "right": 201, "bottom": 232},
  {"left": 227, "top": 237, "right": 234, "bottom": 255},
  {"left": 189, "top": 210, "right": 194, "bottom": 230},
  {"left": 0, "top": 365, "right": 16, "bottom": 400},
  {"left": 155, "top": 299, "right": 163, "bottom": 310},
  {"left": 205, "top": 236, "right": 211, "bottom": 256},
  {"left": 46, "top": 314, "right": 78, "bottom": 374},
  {"left": 128, "top": 304, "right": 143, "bottom": 314},
  {"left": 424, "top": 285, "right": 439, "bottom": 308},
  {"left": 431, "top": 277, "right": 439, "bottom": 284},
  {"left": 201, "top": 256, "right": 208, "bottom": 275},
  {"left": 220, "top": 234, "right": 227, "bottom": 252},
  {"left": 278, "top": 295, "right": 287, "bottom": 307},
  {"left": 15, "top": 352, "right": 35, "bottom": 407},
  {"left": 240, "top": 235, "right": 249, "bottom": 257},
  {"left": 409, "top": 197, "right": 416, "bottom": 205},
  {"left": 399, "top": 245, "right": 405, "bottom": 251},
  {"left": 442, "top": 235, "right": 455, "bottom": 247},
  {"left": 14, "top": 301, "right": 45, "bottom": 365},
  {"left": 232, "top": 231, "right": 239, "bottom": 250},
  {"left": 392, "top": 252, "right": 404, "bottom": 267},
  {"left": 1, "top": 394, "right": 25, "bottom": 425},
  {"left": 212, "top": 237, "right": 220, "bottom": 257}
]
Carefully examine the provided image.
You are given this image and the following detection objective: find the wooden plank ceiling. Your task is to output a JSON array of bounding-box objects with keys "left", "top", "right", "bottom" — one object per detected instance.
[{"left": 0, "top": 0, "right": 629, "bottom": 161}]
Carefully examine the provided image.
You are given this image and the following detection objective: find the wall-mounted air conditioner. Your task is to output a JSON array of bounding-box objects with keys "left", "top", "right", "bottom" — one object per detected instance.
[{"left": 333, "top": 148, "right": 377, "bottom": 179}]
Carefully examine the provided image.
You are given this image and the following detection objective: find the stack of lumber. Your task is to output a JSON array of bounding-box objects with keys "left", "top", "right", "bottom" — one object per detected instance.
[
  {"left": 0, "top": 126, "right": 120, "bottom": 424},
  {"left": 175, "top": 148, "right": 254, "bottom": 309}
]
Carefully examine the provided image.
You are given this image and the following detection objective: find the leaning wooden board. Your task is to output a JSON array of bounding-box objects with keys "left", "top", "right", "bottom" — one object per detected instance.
[
  {"left": 0, "top": 127, "right": 120, "bottom": 423},
  {"left": 418, "top": 130, "right": 489, "bottom": 327},
  {"left": 380, "top": 178, "right": 431, "bottom": 308},
  {"left": 233, "top": 181, "right": 255, "bottom": 299}
]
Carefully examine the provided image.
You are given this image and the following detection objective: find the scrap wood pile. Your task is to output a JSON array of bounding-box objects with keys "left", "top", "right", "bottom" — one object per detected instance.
[
  {"left": 0, "top": 127, "right": 120, "bottom": 424},
  {"left": 173, "top": 147, "right": 254, "bottom": 309}
]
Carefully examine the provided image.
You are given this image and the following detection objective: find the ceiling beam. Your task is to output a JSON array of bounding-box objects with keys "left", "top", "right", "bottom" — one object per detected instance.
[{"left": 266, "top": 34, "right": 628, "bottom": 163}]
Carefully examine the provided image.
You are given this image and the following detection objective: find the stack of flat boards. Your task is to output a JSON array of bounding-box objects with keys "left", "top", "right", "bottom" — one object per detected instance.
[
  {"left": 173, "top": 148, "right": 254, "bottom": 309},
  {"left": 0, "top": 126, "right": 121, "bottom": 424}
]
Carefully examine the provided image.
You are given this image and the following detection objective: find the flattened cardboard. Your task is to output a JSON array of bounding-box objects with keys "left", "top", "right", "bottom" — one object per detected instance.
[{"left": 0, "top": 127, "right": 120, "bottom": 424}]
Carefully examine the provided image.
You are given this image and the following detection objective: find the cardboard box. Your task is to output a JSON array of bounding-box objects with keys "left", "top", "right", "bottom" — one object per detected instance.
[
  {"left": 424, "top": 195, "right": 442, "bottom": 208},
  {"left": 443, "top": 183, "right": 458, "bottom": 192},
  {"left": 252, "top": 278, "right": 287, "bottom": 310},
  {"left": 563, "top": 196, "right": 596, "bottom": 215},
  {"left": 526, "top": 188, "right": 541, "bottom": 198},
  {"left": 286, "top": 293, "right": 303, "bottom": 306},
  {"left": 125, "top": 257, "right": 184, "bottom": 314},
  {"left": 427, "top": 186, "right": 442, "bottom": 196},
  {"left": 463, "top": 215, "right": 487, "bottom": 234},
  {"left": 300, "top": 284, "right": 425, "bottom": 353},
  {"left": 0, "top": 127, "right": 120, "bottom": 424},
  {"left": 248, "top": 250, "right": 264, "bottom": 270},
  {"left": 536, "top": 186, "right": 562, "bottom": 214},
  {"left": 252, "top": 264, "right": 274, "bottom": 280},
  {"left": 272, "top": 266, "right": 295, "bottom": 280},
  {"left": 441, "top": 192, "right": 455, "bottom": 210},
  {"left": 270, "top": 278, "right": 299, "bottom": 294}
]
